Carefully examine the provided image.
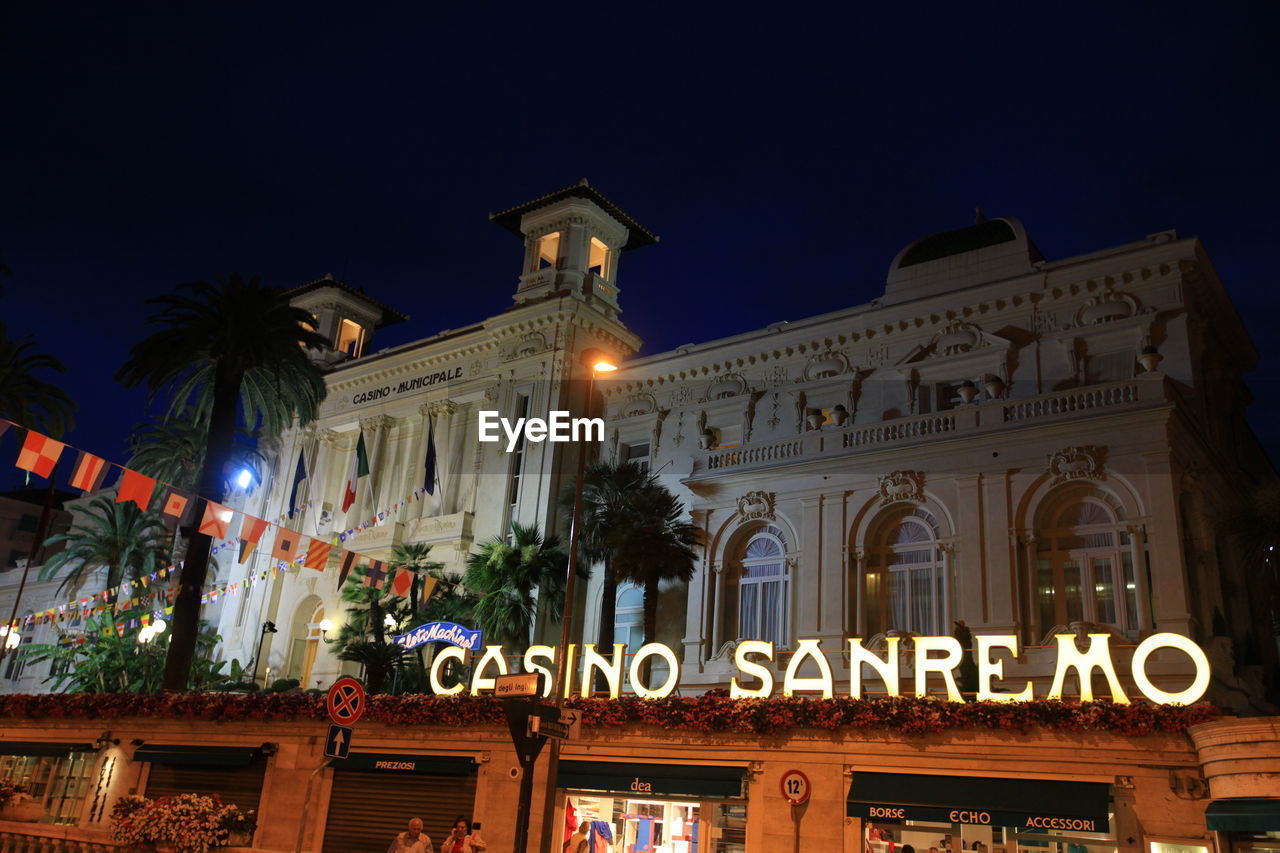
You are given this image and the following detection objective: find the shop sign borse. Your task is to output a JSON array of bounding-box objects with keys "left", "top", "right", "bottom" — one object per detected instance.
[{"left": 428, "top": 632, "right": 1210, "bottom": 706}]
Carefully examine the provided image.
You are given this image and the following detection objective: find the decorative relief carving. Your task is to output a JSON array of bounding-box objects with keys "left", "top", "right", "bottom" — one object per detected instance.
[
  {"left": 765, "top": 365, "right": 788, "bottom": 387},
  {"left": 318, "top": 429, "right": 341, "bottom": 446},
  {"left": 618, "top": 393, "right": 657, "bottom": 418},
  {"left": 360, "top": 414, "right": 396, "bottom": 432},
  {"left": 1047, "top": 446, "right": 1104, "bottom": 484},
  {"left": 1075, "top": 285, "right": 1139, "bottom": 327},
  {"left": 877, "top": 470, "right": 925, "bottom": 506},
  {"left": 482, "top": 384, "right": 499, "bottom": 405},
  {"left": 672, "top": 386, "right": 693, "bottom": 407},
  {"left": 704, "top": 372, "right": 748, "bottom": 401},
  {"left": 931, "top": 321, "right": 984, "bottom": 357},
  {"left": 736, "top": 490, "right": 776, "bottom": 521},
  {"left": 803, "top": 350, "right": 850, "bottom": 381},
  {"left": 865, "top": 343, "right": 888, "bottom": 367}
]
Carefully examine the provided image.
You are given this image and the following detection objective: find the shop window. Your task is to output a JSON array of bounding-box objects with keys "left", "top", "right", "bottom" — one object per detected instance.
[
  {"left": 1032, "top": 486, "right": 1140, "bottom": 642},
  {"left": 506, "top": 393, "right": 531, "bottom": 534},
  {"left": 622, "top": 442, "right": 650, "bottom": 473},
  {"left": 536, "top": 232, "right": 561, "bottom": 270},
  {"left": 0, "top": 752, "right": 95, "bottom": 825},
  {"left": 862, "top": 506, "right": 947, "bottom": 636},
  {"left": 337, "top": 319, "right": 366, "bottom": 358},
  {"left": 588, "top": 237, "right": 611, "bottom": 279},
  {"left": 4, "top": 635, "right": 31, "bottom": 681},
  {"left": 721, "top": 526, "right": 790, "bottom": 649}
]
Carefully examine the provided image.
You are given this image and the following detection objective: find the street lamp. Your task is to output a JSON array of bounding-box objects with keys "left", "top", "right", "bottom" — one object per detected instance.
[
  {"left": 535, "top": 346, "right": 617, "bottom": 853},
  {"left": 253, "top": 621, "right": 278, "bottom": 686}
]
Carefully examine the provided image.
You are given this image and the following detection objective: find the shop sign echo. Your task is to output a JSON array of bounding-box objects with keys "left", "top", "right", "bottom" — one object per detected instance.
[{"left": 427, "top": 632, "right": 1210, "bottom": 705}]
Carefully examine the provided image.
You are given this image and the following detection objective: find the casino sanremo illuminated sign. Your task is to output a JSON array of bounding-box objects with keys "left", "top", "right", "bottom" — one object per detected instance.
[{"left": 427, "top": 632, "right": 1209, "bottom": 705}]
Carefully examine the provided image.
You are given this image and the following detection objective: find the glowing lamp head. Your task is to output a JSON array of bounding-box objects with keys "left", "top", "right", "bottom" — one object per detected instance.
[
  {"left": 383, "top": 613, "right": 396, "bottom": 629},
  {"left": 318, "top": 618, "right": 333, "bottom": 633},
  {"left": 235, "top": 469, "right": 254, "bottom": 489},
  {"left": 152, "top": 619, "right": 166, "bottom": 634},
  {"left": 579, "top": 347, "right": 618, "bottom": 374},
  {"left": 3, "top": 630, "right": 19, "bottom": 650}
]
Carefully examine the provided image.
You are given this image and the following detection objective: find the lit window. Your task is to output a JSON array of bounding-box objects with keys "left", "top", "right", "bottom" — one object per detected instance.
[
  {"left": 337, "top": 319, "right": 365, "bottom": 358},
  {"left": 722, "top": 525, "right": 790, "bottom": 649},
  {"left": 536, "top": 233, "right": 561, "bottom": 270},
  {"left": 862, "top": 507, "right": 947, "bottom": 636},
  {"left": 617, "top": 584, "right": 645, "bottom": 649},
  {"left": 588, "top": 237, "right": 611, "bottom": 279}
]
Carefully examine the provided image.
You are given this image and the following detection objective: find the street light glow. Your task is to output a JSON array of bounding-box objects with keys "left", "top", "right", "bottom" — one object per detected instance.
[{"left": 235, "top": 469, "right": 254, "bottom": 489}]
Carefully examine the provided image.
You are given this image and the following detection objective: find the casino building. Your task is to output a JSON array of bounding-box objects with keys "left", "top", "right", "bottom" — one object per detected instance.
[{"left": 2, "top": 182, "right": 1278, "bottom": 853}]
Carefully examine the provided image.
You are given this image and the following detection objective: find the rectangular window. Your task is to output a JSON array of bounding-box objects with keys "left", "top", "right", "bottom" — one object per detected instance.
[
  {"left": 337, "top": 319, "right": 365, "bottom": 358},
  {"left": 0, "top": 753, "right": 95, "bottom": 826},
  {"left": 506, "top": 393, "right": 531, "bottom": 532},
  {"left": 622, "top": 442, "right": 650, "bottom": 473},
  {"left": 588, "top": 237, "right": 611, "bottom": 279}
]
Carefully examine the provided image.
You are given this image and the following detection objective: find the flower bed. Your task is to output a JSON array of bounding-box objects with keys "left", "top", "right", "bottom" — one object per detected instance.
[
  {"left": 0, "top": 691, "right": 1217, "bottom": 737},
  {"left": 110, "top": 793, "right": 256, "bottom": 853}
]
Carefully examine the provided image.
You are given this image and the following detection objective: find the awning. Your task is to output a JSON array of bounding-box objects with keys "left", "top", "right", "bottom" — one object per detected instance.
[
  {"left": 0, "top": 741, "right": 94, "bottom": 757},
  {"left": 334, "top": 753, "right": 475, "bottom": 775},
  {"left": 847, "top": 772, "right": 1110, "bottom": 832},
  {"left": 133, "top": 745, "right": 265, "bottom": 768},
  {"left": 558, "top": 760, "right": 746, "bottom": 799},
  {"left": 1206, "top": 799, "right": 1280, "bottom": 832}
]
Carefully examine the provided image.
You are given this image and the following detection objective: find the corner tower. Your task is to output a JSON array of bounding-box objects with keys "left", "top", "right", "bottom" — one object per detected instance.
[
  {"left": 489, "top": 179, "right": 659, "bottom": 321},
  {"left": 286, "top": 274, "right": 408, "bottom": 366}
]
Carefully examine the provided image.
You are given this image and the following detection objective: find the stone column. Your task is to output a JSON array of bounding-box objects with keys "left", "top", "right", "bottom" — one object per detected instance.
[
  {"left": 683, "top": 509, "right": 713, "bottom": 669},
  {"left": 954, "top": 474, "right": 985, "bottom": 625},
  {"left": 1140, "top": 450, "right": 1194, "bottom": 636},
  {"left": 797, "top": 495, "right": 822, "bottom": 640}
]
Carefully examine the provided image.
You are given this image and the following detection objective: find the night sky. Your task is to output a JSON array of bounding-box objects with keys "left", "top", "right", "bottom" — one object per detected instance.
[{"left": 2, "top": 2, "right": 1277, "bottom": 485}]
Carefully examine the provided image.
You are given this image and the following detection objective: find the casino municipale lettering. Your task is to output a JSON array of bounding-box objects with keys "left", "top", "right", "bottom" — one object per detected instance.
[{"left": 426, "top": 632, "right": 1209, "bottom": 705}]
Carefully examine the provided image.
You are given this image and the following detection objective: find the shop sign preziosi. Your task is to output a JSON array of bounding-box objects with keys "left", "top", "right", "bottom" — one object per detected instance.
[{"left": 427, "top": 632, "right": 1210, "bottom": 705}]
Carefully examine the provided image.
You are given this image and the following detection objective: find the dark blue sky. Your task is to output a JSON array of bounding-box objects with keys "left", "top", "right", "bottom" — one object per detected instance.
[{"left": 2, "top": 1, "right": 1277, "bottom": 480}]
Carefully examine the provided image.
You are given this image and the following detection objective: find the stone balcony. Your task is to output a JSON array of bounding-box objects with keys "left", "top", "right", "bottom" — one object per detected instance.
[{"left": 689, "top": 376, "right": 1169, "bottom": 479}]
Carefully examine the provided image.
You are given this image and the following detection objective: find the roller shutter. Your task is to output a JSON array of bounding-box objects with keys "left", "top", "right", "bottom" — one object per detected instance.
[
  {"left": 144, "top": 759, "right": 267, "bottom": 812},
  {"left": 323, "top": 767, "right": 477, "bottom": 853}
]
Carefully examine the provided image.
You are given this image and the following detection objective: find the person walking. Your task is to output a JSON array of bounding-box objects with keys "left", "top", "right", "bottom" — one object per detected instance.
[
  {"left": 440, "top": 816, "right": 487, "bottom": 853},
  {"left": 390, "top": 818, "right": 433, "bottom": 853}
]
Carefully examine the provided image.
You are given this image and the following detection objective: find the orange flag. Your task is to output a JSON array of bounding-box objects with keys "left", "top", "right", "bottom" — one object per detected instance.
[
  {"left": 238, "top": 516, "right": 270, "bottom": 562},
  {"left": 269, "top": 529, "right": 303, "bottom": 565},
  {"left": 303, "top": 539, "right": 332, "bottom": 571},
  {"left": 198, "top": 501, "right": 234, "bottom": 539},
  {"left": 69, "top": 451, "right": 109, "bottom": 492},
  {"left": 116, "top": 469, "right": 156, "bottom": 510},
  {"left": 16, "top": 431, "right": 65, "bottom": 478}
]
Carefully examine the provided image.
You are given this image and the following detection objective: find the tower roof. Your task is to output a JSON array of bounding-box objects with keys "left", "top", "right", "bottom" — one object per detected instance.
[
  {"left": 286, "top": 274, "right": 409, "bottom": 327},
  {"left": 489, "top": 179, "right": 659, "bottom": 251}
]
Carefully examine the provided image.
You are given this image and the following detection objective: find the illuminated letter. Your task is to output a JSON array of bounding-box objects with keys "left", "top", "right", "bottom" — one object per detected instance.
[
  {"left": 913, "top": 636, "right": 964, "bottom": 702},
  {"left": 562, "top": 644, "right": 577, "bottom": 698},
  {"left": 629, "top": 643, "right": 680, "bottom": 698},
  {"left": 976, "top": 635, "right": 1033, "bottom": 702},
  {"left": 731, "top": 640, "right": 775, "bottom": 698},
  {"left": 523, "top": 645, "right": 556, "bottom": 698},
  {"left": 1131, "top": 632, "right": 1210, "bottom": 705},
  {"left": 1048, "top": 634, "right": 1129, "bottom": 703},
  {"left": 782, "top": 638, "right": 834, "bottom": 698},
  {"left": 849, "top": 637, "right": 900, "bottom": 698},
  {"left": 469, "top": 645, "right": 509, "bottom": 694},
  {"left": 580, "top": 643, "right": 626, "bottom": 698},
  {"left": 429, "top": 645, "right": 466, "bottom": 695}
]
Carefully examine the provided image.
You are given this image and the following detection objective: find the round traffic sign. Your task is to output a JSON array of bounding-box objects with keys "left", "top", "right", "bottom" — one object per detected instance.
[
  {"left": 780, "top": 769, "right": 811, "bottom": 806},
  {"left": 327, "top": 676, "right": 367, "bottom": 726}
]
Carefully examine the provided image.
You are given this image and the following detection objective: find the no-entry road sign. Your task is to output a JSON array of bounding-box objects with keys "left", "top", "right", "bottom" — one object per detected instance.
[{"left": 327, "top": 676, "right": 367, "bottom": 726}]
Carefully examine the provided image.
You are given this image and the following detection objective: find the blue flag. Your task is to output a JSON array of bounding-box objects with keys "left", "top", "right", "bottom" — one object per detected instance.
[
  {"left": 288, "top": 451, "right": 307, "bottom": 518},
  {"left": 424, "top": 416, "right": 437, "bottom": 496}
]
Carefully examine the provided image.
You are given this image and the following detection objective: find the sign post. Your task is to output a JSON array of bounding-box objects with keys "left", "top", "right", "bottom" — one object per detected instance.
[
  {"left": 498, "top": 673, "right": 547, "bottom": 853},
  {"left": 325, "top": 676, "right": 366, "bottom": 758}
]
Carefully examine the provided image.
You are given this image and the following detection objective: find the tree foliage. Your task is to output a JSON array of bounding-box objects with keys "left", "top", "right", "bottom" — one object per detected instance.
[
  {"left": 38, "top": 494, "right": 172, "bottom": 593},
  {"left": 463, "top": 522, "right": 569, "bottom": 653},
  {"left": 0, "top": 321, "right": 76, "bottom": 439}
]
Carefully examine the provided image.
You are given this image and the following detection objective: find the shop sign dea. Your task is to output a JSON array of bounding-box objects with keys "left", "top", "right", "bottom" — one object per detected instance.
[{"left": 426, "top": 633, "right": 1210, "bottom": 705}]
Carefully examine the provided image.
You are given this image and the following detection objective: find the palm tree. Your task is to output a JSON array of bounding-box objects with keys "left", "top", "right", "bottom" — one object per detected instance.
[
  {"left": 0, "top": 322, "right": 76, "bottom": 439},
  {"left": 116, "top": 273, "right": 329, "bottom": 690},
  {"left": 128, "top": 410, "right": 265, "bottom": 492},
  {"left": 562, "top": 461, "right": 652, "bottom": 662},
  {"left": 463, "top": 522, "right": 569, "bottom": 654},
  {"left": 387, "top": 542, "right": 446, "bottom": 618},
  {"left": 38, "top": 495, "right": 171, "bottom": 593},
  {"left": 609, "top": 483, "right": 700, "bottom": 681}
]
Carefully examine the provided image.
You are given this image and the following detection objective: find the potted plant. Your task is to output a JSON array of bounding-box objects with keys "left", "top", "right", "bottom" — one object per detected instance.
[
  {"left": 957, "top": 379, "right": 978, "bottom": 404},
  {"left": 110, "top": 794, "right": 156, "bottom": 847},
  {"left": 0, "top": 779, "right": 42, "bottom": 822},
  {"left": 1138, "top": 345, "right": 1162, "bottom": 373},
  {"left": 220, "top": 805, "right": 257, "bottom": 847},
  {"left": 111, "top": 793, "right": 229, "bottom": 853},
  {"left": 698, "top": 428, "right": 716, "bottom": 449}
]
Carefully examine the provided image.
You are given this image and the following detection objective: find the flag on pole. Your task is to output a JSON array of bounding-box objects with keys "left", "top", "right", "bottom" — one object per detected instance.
[
  {"left": 337, "top": 549, "right": 358, "bottom": 589},
  {"left": 288, "top": 450, "right": 308, "bottom": 518},
  {"left": 341, "top": 431, "right": 369, "bottom": 513},
  {"left": 68, "top": 451, "right": 109, "bottom": 492},
  {"left": 238, "top": 516, "right": 270, "bottom": 562},
  {"left": 424, "top": 416, "right": 437, "bottom": 496},
  {"left": 198, "top": 501, "right": 234, "bottom": 539},
  {"left": 116, "top": 469, "right": 156, "bottom": 510},
  {"left": 391, "top": 567, "right": 413, "bottom": 597},
  {"left": 16, "top": 430, "right": 65, "bottom": 478}
]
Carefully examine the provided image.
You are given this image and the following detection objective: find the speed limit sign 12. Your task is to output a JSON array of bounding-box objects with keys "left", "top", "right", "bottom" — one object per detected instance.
[{"left": 780, "top": 768, "right": 811, "bottom": 806}]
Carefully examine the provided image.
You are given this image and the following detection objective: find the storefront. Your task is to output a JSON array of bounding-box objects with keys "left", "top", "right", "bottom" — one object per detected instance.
[
  {"left": 0, "top": 740, "right": 96, "bottom": 825},
  {"left": 556, "top": 760, "right": 749, "bottom": 853},
  {"left": 848, "top": 772, "right": 1117, "bottom": 853},
  {"left": 1204, "top": 799, "right": 1280, "bottom": 853},
  {"left": 135, "top": 743, "right": 270, "bottom": 812},
  {"left": 322, "top": 752, "right": 478, "bottom": 853}
]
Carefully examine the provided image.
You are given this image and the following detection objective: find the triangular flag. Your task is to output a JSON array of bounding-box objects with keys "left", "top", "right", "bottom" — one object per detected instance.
[
  {"left": 341, "top": 431, "right": 369, "bottom": 513},
  {"left": 198, "top": 501, "right": 234, "bottom": 539},
  {"left": 420, "top": 575, "right": 438, "bottom": 604},
  {"left": 303, "top": 539, "right": 332, "bottom": 571},
  {"left": 68, "top": 451, "right": 109, "bottom": 492},
  {"left": 391, "top": 567, "right": 413, "bottom": 597},
  {"left": 337, "top": 550, "right": 357, "bottom": 589},
  {"left": 116, "top": 469, "right": 156, "bottom": 510},
  {"left": 16, "top": 430, "right": 65, "bottom": 478},
  {"left": 238, "top": 516, "right": 270, "bottom": 562}
]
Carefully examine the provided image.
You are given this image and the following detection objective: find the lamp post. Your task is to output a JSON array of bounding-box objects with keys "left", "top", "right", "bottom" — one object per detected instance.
[
  {"left": 535, "top": 347, "right": 616, "bottom": 853},
  {"left": 254, "top": 621, "right": 277, "bottom": 686}
]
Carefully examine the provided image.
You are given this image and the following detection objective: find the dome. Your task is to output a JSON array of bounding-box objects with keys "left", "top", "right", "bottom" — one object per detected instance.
[{"left": 883, "top": 216, "right": 1043, "bottom": 305}]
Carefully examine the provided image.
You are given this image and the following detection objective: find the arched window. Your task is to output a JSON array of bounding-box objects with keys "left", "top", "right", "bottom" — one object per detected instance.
[
  {"left": 287, "top": 600, "right": 325, "bottom": 687},
  {"left": 722, "top": 525, "right": 790, "bottom": 649},
  {"left": 1032, "top": 487, "right": 1140, "bottom": 639},
  {"left": 616, "top": 584, "right": 645, "bottom": 649},
  {"left": 862, "top": 506, "right": 947, "bottom": 635}
]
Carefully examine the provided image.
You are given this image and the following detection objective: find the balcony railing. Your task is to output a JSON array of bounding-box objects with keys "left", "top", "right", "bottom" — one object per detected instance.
[{"left": 689, "top": 377, "right": 1165, "bottom": 477}]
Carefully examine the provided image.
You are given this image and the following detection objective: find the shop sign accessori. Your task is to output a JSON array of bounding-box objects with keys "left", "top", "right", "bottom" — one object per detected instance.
[{"left": 429, "top": 633, "right": 1210, "bottom": 706}]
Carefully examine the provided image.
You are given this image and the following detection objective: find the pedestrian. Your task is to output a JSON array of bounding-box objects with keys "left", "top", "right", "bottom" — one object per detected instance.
[
  {"left": 389, "top": 818, "right": 433, "bottom": 853},
  {"left": 441, "top": 816, "right": 487, "bottom": 853}
]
